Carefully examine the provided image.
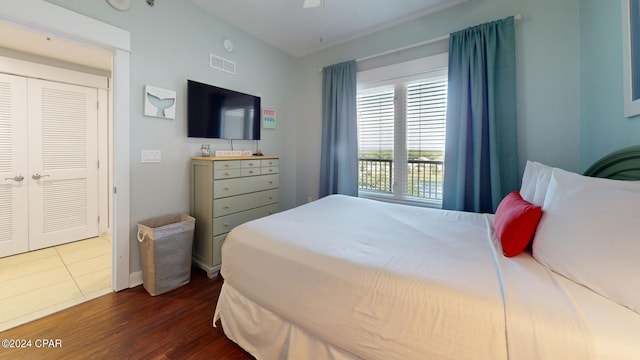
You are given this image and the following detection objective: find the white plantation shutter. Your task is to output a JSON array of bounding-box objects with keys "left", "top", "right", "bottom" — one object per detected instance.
[
  {"left": 357, "top": 88, "right": 395, "bottom": 194},
  {"left": 404, "top": 77, "right": 447, "bottom": 200},
  {"left": 357, "top": 88, "right": 394, "bottom": 155},
  {"left": 356, "top": 58, "right": 447, "bottom": 205},
  {"left": 406, "top": 78, "right": 447, "bottom": 154}
]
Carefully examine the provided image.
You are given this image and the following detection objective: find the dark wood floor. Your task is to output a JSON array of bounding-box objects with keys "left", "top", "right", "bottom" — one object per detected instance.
[{"left": 0, "top": 267, "right": 254, "bottom": 360}]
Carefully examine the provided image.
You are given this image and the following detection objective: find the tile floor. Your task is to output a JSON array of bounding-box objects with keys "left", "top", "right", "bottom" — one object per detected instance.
[{"left": 0, "top": 236, "right": 112, "bottom": 332}]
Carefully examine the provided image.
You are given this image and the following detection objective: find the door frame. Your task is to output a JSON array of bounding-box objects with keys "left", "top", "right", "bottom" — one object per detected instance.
[{"left": 0, "top": 0, "right": 132, "bottom": 291}]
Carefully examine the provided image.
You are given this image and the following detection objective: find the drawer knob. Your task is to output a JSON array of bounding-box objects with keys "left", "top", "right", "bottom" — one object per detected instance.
[
  {"left": 223, "top": 223, "right": 229, "bottom": 228},
  {"left": 224, "top": 164, "right": 230, "bottom": 168},
  {"left": 268, "top": 181, "right": 273, "bottom": 184},
  {"left": 249, "top": 170, "right": 254, "bottom": 174},
  {"left": 268, "top": 196, "right": 272, "bottom": 200},
  {"left": 224, "top": 187, "right": 230, "bottom": 191},
  {"left": 224, "top": 172, "right": 230, "bottom": 176},
  {"left": 224, "top": 205, "right": 230, "bottom": 209},
  {"left": 248, "top": 162, "right": 254, "bottom": 166},
  {"left": 268, "top": 169, "right": 273, "bottom": 172}
]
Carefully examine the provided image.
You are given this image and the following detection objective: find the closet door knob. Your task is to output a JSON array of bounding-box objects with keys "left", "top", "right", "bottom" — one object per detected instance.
[
  {"left": 32, "top": 173, "right": 50, "bottom": 180},
  {"left": 4, "top": 175, "right": 24, "bottom": 182}
]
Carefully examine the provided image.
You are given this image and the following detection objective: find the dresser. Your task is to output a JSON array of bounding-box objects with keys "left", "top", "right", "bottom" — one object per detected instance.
[{"left": 190, "top": 156, "right": 279, "bottom": 278}]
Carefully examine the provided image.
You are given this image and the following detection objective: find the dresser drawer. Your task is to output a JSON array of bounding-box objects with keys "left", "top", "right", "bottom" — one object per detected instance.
[
  {"left": 241, "top": 167, "right": 261, "bottom": 177},
  {"left": 261, "top": 159, "right": 279, "bottom": 167},
  {"left": 214, "top": 168, "right": 241, "bottom": 179},
  {"left": 213, "top": 189, "right": 278, "bottom": 216},
  {"left": 241, "top": 159, "right": 261, "bottom": 168},
  {"left": 214, "top": 160, "right": 241, "bottom": 170},
  {"left": 213, "top": 203, "right": 279, "bottom": 236},
  {"left": 261, "top": 166, "right": 278, "bottom": 175},
  {"left": 214, "top": 174, "right": 278, "bottom": 199}
]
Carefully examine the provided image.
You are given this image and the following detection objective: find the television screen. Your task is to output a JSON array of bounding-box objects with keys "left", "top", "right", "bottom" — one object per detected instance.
[{"left": 187, "top": 80, "right": 261, "bottom": 140}]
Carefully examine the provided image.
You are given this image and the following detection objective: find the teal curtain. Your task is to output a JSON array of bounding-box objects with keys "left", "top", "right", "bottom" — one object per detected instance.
[
  {"left": 319, "top": 60, "right": 358, "bottom": 198},
  {"left": 443, "top": 17, "right": 517, "bottom": 213}
]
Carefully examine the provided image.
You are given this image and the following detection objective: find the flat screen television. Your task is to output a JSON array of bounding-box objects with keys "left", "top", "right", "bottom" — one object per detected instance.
[{"left": 187, "top": 80, "right": 261, "bottom": 140}]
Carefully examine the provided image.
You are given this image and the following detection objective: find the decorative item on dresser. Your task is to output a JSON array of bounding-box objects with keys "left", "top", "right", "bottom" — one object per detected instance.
[{"left": 190, "top": 156, "right": 279, "bottom": 278}]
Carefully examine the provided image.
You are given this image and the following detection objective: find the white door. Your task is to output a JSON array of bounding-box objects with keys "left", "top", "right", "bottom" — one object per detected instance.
[
  {"left": 27, "top": 79, "right": 99, "bottom": 250},
  {"left": 0, "top": 73, "right": 29, "bottom": 257}
]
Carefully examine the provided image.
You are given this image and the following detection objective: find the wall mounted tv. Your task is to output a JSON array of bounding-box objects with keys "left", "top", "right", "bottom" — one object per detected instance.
[{"left": 187, "top": 80, "right": 261, "bottom": 140}]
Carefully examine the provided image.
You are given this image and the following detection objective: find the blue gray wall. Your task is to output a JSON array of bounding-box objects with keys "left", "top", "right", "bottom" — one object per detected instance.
[{"left": 580, "top": 0, "right": 640, "bottom": 168}]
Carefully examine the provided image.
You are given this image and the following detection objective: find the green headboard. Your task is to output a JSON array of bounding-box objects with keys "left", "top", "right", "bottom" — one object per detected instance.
[{"left": 583, "top": 145, "right": 640, "bottom": 180}]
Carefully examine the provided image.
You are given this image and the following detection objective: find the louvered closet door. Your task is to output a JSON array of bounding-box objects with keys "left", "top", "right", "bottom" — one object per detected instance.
[
  {"left": 0, "top": 73, "right": 29, "bottom": 257},
  {"left": 28, "top": 79, "right": 99, "bottom": 250}
]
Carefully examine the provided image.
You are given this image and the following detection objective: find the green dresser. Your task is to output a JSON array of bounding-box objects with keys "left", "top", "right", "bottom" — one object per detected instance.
[{"left": 190, "top": 156, "right": 279, "bottom": 277}]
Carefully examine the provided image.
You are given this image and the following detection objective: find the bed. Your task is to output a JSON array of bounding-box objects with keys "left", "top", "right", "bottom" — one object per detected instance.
[{"left": 213, "top": 146, "right": 640, "bottom": 360}]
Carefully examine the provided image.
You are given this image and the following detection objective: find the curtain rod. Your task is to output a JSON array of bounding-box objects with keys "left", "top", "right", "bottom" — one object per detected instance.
[{"left": 319, "top": 13, "right": 522, "bottom": 72}]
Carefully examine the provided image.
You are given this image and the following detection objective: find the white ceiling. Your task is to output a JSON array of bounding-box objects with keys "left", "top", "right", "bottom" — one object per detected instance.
[{"left": 192, "top": 0, "right": 467, "bottom": 57}]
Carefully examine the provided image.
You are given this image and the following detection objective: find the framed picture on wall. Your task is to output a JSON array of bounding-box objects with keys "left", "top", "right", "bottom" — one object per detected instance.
[
  {"left": 623, "top": 0, "right": 640, "bottom": 117},
  {"left": 144, "top": 85, "right": 176, "bottom": 119},
  {"left": 263, "top": 109, "right": 277, "bottom": 129}
]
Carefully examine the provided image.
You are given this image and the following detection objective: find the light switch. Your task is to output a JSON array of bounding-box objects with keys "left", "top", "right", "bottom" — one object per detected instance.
[{"left": 141, "top": 150, "right": 161, "bottom": 163}]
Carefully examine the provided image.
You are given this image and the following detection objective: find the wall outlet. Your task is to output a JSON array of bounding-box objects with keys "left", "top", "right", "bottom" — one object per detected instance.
[{"left": 141, "top": 150, "right": 161, "bottom": 163}]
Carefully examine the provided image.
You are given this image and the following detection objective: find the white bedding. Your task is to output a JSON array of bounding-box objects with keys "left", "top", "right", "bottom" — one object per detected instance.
[{"left": 213, "top": 195, "right": 638, "bottom": 359}]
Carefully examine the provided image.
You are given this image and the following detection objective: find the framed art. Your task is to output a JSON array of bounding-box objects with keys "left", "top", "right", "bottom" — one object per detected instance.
[
  {"left": 144, "top": 85, "right": 176, "bottom": 119},
  {"left": 623, "top": 0, "right": 640, "bottom": 117},
  {"left": 263, "top": 109, "right": 277, "bottom": 129}
]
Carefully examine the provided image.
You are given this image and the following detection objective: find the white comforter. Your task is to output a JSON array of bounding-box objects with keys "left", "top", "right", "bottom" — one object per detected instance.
[{"left": 214, "top": 195, "right": 597, "bottom": 360}]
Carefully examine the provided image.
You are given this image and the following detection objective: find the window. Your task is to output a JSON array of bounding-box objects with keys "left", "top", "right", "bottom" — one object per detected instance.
[{"left": 357, "top": 54, "right": 447, "bottom": 206}]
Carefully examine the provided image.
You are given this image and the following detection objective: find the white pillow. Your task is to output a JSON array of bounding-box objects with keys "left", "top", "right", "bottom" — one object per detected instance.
[
  {"left": 531, "top": 163, "right": 552, "bottom": 206},
  {"left": 520, "top": 161, "right": 553, "bottom": 206},
  {"left": 533, "top": 167, "right": 640, "bottom": 314},
  {"left": 520, "top": 161, "right": 538, "bottom": 202}
]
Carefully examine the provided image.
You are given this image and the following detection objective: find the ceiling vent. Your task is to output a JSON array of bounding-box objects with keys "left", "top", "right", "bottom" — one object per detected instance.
[{"left": 210, "top": 53, "right": 236, "bottom": 75}]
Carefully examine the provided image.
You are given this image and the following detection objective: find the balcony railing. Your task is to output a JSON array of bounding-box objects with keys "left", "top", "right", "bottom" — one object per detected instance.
[{"left": 358, "top": 158, "right": 444, "bottom": 200}]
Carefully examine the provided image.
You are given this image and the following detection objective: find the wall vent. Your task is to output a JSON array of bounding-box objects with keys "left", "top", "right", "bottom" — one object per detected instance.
[{"left": 210, "top": 53, "right": 236, "bottom": 75}]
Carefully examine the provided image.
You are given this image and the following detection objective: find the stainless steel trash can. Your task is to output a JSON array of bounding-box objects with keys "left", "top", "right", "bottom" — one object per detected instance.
[{"left": 137, "top": 214, "right": 195, "bottom": 296}]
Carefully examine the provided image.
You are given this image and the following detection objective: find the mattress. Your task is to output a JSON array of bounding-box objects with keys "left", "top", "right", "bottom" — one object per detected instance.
[{"left": 214, "top": 195, "right": 638, "bottom": 359}]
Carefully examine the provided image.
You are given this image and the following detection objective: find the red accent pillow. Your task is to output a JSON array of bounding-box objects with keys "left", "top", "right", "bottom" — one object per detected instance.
[{"left": 494, "top": 190, "right": 543, "bottom": 257}]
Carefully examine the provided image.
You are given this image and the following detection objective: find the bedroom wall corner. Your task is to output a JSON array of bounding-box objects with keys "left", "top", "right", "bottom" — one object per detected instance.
[{"left": 578, "top": 0, "right": 640, "bottom": 170}]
